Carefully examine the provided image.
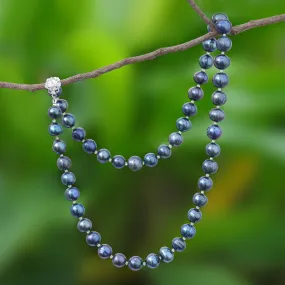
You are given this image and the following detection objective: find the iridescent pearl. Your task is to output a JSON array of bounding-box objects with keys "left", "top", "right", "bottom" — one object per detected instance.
[
  {"left": 86, "top": 231, "right": 101, "bottom": 246},
  {"left": 65, "top": 187, "right": 80, "bottom": 201},
  {"left": 213, "top": 73, "right": 229, "bottom": 88},
  {"left": 61, "top": 172, "right": 76, "bottom": 185},
  {"left": 128, "top": 256, "right": 143, "bottom": 271},
  {"left": 206, "top": 143, "right": 221, "bottom": 157},
  {"left": 98, "top": 244, "right": 112, "bottom": 259},
  {"left": 128, "top": 156, "right": 143, "bottom": 171},
  {"left": 144, "top": 153, "right": 158, "bottom": 167},
  {"left": 212, "top": 13, "right": 228, "bottom": 24},
  {"left": 52, "top": 140, "right": 66, "bottom": 155},
  {"left": 217, "top": 37, "right": 232, "bottom": 52},
  {"left": 72, "top": 127, "right": 86, "bottom": 142},
  {"left": 112, "top": 253, "right": 127, "bottom": 268},
  {"left": 209, "top": 108, "right": 225, "bottom": 122},
  {"left": 193, "top": 193, "right": 208, "bottom": 207},
  {"left": 82, "top": 139, "right": 97, "bottom": 154},
  {"left": 159, "top": 247, "right": 174, "bottom": 263},
  {"left": 70, "top": 203, "right": 85, "bottom": 218},
  {"left": 48, "top": 123, "right": 63, "bottom": 136},
  {"left": 202, "top": 159, "right": 218, "bottom": 174},
  {"left": 56, "top": 99, "right": 68, "bottom": 113},
  {"left": 212, "top": 91, "right": 227, "bottom": 106},
  {"left": 48, "top": 106, "right": 62, "bottom": 119},
  {"left": 146, "top": 253, "right": 160, "bottom": 269},
  {"left": 57, "top": 156, "right": 72, "bottom": 170},
  {"left": 202, "top": 38, "right": 217, "bottom": 52},
  {"left": 158, "top": 145, "right": 172, "bottom": 159},
  {"left": 215, "top": 20, "right": 232, "bottom": 34},
  {"left": 188, "top": 87, "right": 204, "bottom": 101},
  {"left": 187, "top": 208, "right": 202, "bottom": 223},
  {"left": 207, "top": 125, "right": 222, "bottom": 140},
  {"left": 194, "top": 71, "right": 208, "bottom": 85},
  {"left": 180, "top": 224, "right": 196, "bottom": 239},
  {"left": 97, "top": 149, "right": 111, "bottom": 164},
  {"left": 62, "top": 113, "right": 76, "bottom": 128},
  {"left": 182, "top": 103, "right": 197, "bottom": 117},
  {"left": 198, "top": 176, "right": 213, "bottom": 191},
  {"left": 176, "top": 118, "right": 191, "bottom": 132},
  {"left": 199, "top": 54, "right": 213, "bottom": 69},
  {"left": 169, "top": 132, "right": 183, "bottom": 147},
  {"left": 172, "top": 237, "right": 186, "bottom": 252},
  {"left": 112, "top": 155, "right": 126, "bottom": 169},
  {"left": 77, "top": 218, "right": 92, "bottom": 232},
  {"left": 214, "top": 55, "right": 231, "bottom": 70}
]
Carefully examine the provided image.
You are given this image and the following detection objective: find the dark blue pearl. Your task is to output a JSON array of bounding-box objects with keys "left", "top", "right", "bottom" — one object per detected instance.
[
  {"left": 48, "top": 123, "right": 63, "bottom": 136},
  {"left": 56, "top": 99, "right": 68, "bottom": 113},
  {"left": 193, "top": 193, "right": 208, "bottom": 207},
  {"left": 213, "top": 73, "right": 229, "bottom": 88},
  {"left": 188, "top": 87, "right": 204, "bottom": 101},
  {"left": 202, "top": 38, "right": 217, "bottom": 52},
  {"left": 199, "top": 54, "right": 213, "bottom": 69},
  {"left": 65, "top": 187, "right": 80, "bottom": 201},
  {"left": 206, "top": 142, "right": 221, "bottom": 157},
  {"left": 77, "top": 218, "right": 92, "bottom": 232},
  {"left": 212, "top": 13, "right": 228, "bottom": 24},
  {"left": 194, "top": 71, "right": 208, "bottom": 85},
  {"left": 209, "top": 108, "right": 225, "bottom": 122},
  {"left": 172, "top": 237, "right": 186, "bottom": 252},
  {"left": 214, "top": 55, "right": 231, "bottom": 70},
  {"left": 188, "top": 208, "right": 202, "bottom": 223},
  {"left": 169, "top": 132, "right": 183, "bottom": 147},
  {"left": 72, "top": 127, "right": 86, "bottom": 141},
  {"left": 182, "top": 103, "right": 197, "bottom": 117},
  {"left": 202, "top": 159, "right": 218, "bottom": 174},
  {"left": 181, "top": 224, "right": 196, "bottom": 239},
  {"left": 158, "top": 145, "right": 171, "bottom": 159},
  {"left": 97, "top": 149, "right": 111, "bottom": 164},
  {"left": 146, "top": 253, "right": 160, "bottom": 269},
  {"left": 217, "top": 37, "right": 232, "bottom": 52},
  {"left": 62, "top": 113, "right": 76, "bottom": 128},
  {"left": 48, "top": 106, "right": 62, "bottom": 119},
  {"left": 215, "top": 20, "right": 232, "bottom": 34},
  {"left": 128, "top": 256, "right": 143, "bottom": 271},
  {"left": 70, "top": 203, "right": 85, "bottom": 218},
  {"left": 57, "top": 156, "right": 72, "bottom": 170},
  {"left": 52, "top": 140, "right": 66, "bottom": 155},
  {"left": 212, "top": 91, "right": 227, "bottom": 106},
  {"left": 61, "top": 172, "right": 76, "bottom": 185},
  {"left": 207, "top": 125, "right": 222, "bottom": 140},
  {"left": 128, "top": 156, "right": 143, "bottom": 171},
  {"left": 86, "top": 231, "right": 101, "bottom": 246},
  {"left": 82, "top": 139, "right": 97, "bottom": 154},
  {"left": 176, "top": 118, "right": 191, "bottom": 132},
  {"left": 98, "top": 244, "right": 113, "bottom": 259},
  {"left": 159, "top": 247, "right": 174, "bottom": 263},
  {"left": 144, "top": 153, "right": 158, "bottom": 167},
  {"left": 112, "top": 155, "right": 126, "bottom": 169},
  {"left": 198, "top": 176, "right": 213, "bottom": 191},
  {"left": 112, "top": 253, "right": 127, "bottom": 268},
  {"left": 207, "top": 25, "right": 211, "bottom": 32}
]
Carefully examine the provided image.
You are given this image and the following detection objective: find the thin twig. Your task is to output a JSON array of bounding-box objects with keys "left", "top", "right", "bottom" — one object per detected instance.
[
  {"left": 187, "top": 0, "right": 215, "bottom": 30},
  {"left": 0, "top": 14, "right": 284, "bottom": 92}
]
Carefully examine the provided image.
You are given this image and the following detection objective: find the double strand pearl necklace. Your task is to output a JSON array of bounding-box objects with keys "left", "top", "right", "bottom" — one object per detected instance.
[{"left": 45, "top": 13, "right": 232, "bottom": 271}]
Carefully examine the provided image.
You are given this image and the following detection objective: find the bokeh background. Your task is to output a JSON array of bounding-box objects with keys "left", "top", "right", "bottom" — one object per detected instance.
[{"left": 0, "top": 0, "right": 285, "bottom": 284}]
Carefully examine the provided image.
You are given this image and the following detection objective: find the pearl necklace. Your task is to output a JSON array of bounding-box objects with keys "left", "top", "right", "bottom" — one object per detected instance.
[{"left": 45, "top": 13, "right": 232, "bottom": 271}]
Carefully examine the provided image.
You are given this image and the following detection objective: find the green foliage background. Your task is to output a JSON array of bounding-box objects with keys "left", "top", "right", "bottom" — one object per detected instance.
[{"left": 0, "top": 1, "right": 284, "bottom": 284}]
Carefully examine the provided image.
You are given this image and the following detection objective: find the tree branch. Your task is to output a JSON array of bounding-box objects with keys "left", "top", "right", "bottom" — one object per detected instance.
[
  {"left": 187, "top": 0, "right": 215, "bottom": 30},
  {"left": 0, "top": 13, "right": 284, "bottom": 93}
]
